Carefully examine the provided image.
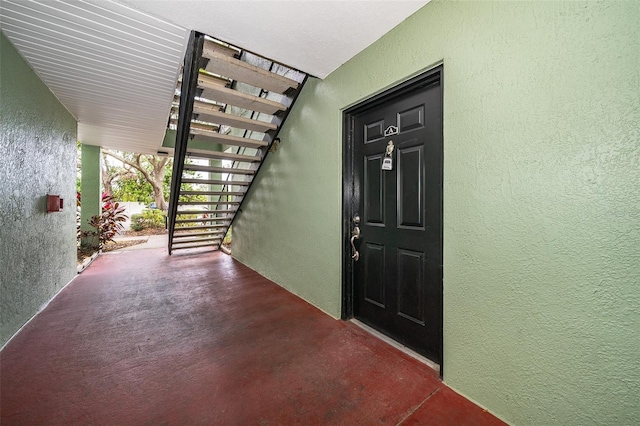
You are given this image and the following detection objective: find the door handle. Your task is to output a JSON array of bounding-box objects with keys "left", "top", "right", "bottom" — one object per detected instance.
[
  {"left": 350, "top": 228, "right": 360, "bottom": 261},
  {"left": 351, "top": 214, "right": 361, "bottom": 261}
]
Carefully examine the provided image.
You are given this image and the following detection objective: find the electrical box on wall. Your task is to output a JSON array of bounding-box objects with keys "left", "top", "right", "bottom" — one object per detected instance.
[{"left": 47, "top": 195, "right": 64, "bottom": 213}]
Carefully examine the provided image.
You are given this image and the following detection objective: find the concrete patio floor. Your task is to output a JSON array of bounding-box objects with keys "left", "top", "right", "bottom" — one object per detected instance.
[{"left": 1, "top": 246, "right": 506, "bottom": 425}]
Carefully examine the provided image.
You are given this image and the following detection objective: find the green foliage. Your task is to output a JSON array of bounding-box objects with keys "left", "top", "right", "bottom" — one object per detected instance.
[
  {"left": 178, "top": 189, "right": 207, "bottom": 203},
  {"left": 106, "top": 153, "right": 206, "bottom": 206},
  {"left": 103, "top": 151, "right": 216, "bottom": 211},
  {"left": 223, "top": 225, "right": 232, "bottom": 246},
  {"left": 176, "top": 161, "right": 207, "bottom": 203},
  {"left": 174, "top": 215, "right": 193, "bottom": 228},
  {"left": 113, "top": 171, "right": 154, "bottom": 204},
  {"left": 102, "top": 150, "right": 171, "bottom": 210},
  {"left": 174, "top": 212, "right": 210, "bottom": 228},
  {"left": 130, "top": 209, "right": 166, "bottom": 231},
  {"left": 130, "top": 214, "right": 145, "bottom": 232}
]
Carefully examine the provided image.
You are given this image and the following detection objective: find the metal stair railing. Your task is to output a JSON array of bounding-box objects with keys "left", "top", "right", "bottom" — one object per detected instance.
[
  {"left": 168, "top": 33, "right": 308, "bottom": 254},
  {"left": 168, "top": 31, "right": 204, "bottom": 255}
]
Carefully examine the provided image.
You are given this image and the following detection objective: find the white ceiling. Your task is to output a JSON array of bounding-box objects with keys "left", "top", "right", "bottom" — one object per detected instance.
[
  {"left": 0, "top": 0, "right": 189, "bottom": 153},
  {"left": 1, "top": 0, "right": 429, "bottom": 154},
  {"left": 119, "top": 0, "right": 430, "bottom": 79}
]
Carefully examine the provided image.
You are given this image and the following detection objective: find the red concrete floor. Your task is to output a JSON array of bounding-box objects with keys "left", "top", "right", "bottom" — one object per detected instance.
[{"left": 1, "top": 248, "right": 507, "bottom": 425}]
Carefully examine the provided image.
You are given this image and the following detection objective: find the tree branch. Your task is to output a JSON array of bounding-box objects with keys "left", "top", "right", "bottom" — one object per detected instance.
[{"left": 104, "top": 151, "right": 153, "bottom": 183}]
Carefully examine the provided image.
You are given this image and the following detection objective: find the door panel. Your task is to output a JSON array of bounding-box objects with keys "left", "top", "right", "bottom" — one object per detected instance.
[
  {"left": 398, "top": 105, "right": 424, "bottom": 133},
  {"left": 398, "top": 144, "right": 424, "bottom": 229},
  {"left": 365, "top": 120, "right": 385, "bottom": 142},
  {"left": 364, "top": 243, "right": 385, "bottom": 308},
  {"left": 348, "top": 71, "right": 442, "bottom": 365},
  {"left": 397, "top": 248, "right": 425, "bottom": 325},
  {"left": 364, "top": 155, "right": 385, "bottom": 226}
]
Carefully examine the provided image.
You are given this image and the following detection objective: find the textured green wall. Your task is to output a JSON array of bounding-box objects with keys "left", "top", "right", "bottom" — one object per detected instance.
[
  {"left": 0, "top": 33, "right": 78, "bottom": 346},
  {"left": 80, "top": 144, "right": 101, "bottom": 247},
  {"left": 233, "top": 1, "right": 639, "bottom": 424}
]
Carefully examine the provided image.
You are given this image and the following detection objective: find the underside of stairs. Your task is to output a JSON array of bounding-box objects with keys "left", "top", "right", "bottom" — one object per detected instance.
[{"left": 167, "top": 31, "right": 307, "bottom": 254}]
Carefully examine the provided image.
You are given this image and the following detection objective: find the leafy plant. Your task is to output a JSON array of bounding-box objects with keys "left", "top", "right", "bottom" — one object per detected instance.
[
  {"left": 130, "top": 214, "right": 145, "bottom": 232},
  {"left": 130, "top": 209, "right": 166, "bottom": 231},
  {"left": 143, "top": 209, "right": 166, "bottom": 227},
  {"left": 82, "top": 195, "right": 128, "bottom": 248},
  {"left": 76, "top": 191, "right": 82, "bottom": 246}
]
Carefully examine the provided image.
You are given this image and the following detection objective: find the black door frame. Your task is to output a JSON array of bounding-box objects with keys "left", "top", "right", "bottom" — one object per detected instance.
[{"left": 341, "top": 66, "right": 444, "bottom": 373}]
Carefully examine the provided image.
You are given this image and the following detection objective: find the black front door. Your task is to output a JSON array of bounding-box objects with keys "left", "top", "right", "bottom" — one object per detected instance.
[{"left": 345, "top": 69, "right": 443, "bottom": 365}]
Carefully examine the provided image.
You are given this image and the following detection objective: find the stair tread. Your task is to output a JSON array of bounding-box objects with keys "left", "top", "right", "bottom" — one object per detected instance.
[
  {"left": 174, "top": 225, "right": 228, "bottom": 231},
  {"left": 173, "top": 236, "right": 221, "bottom": 244},
  {"left": 186, "top": 148, "right": 261, "bottom": 163},
  {"left": 170, "top": 119, "right": 221, "bottom": 134},
  {"left": 181, "top": 178, "right": 250, "bottom": 186},
  {"left": 175, "top": 218, "right": 231, "bottom": 223},
  {"left": 178, "top": 201, "right": 241, "bottom": 205},
  {"left": 183, "top": 164, "right": 255, "bottom": 175},
  {"left": 179, "top": 191, "right": 244, "bottom": 196},
  {"left": 202, "top": 39, "right": 237, "bottom": 58},
  {"left": 202, "top": 50, "right": 299, "bottom": 94},
  {"left": 173, "top": 96, "right": 225, "bottom": 112},
  {"left": 188, "top": 128, "right": 268, "bottom": 149},
  {"left": 197, "top": 74, "right": 286, "bottom": 115},
  {"left": 174, "top": 231, "right": 225, "bottom": 239},
  {"left": 174, "top": 228, "right": 227, "bottom": 233},
  {"left": 176, "top": 209, "right": 236, "bottom": 215},
  {"left": 178, "top": 72, "right": 228, "bottom": 89},
  {"left": 191, "top": 101, "right": 277, "bottom": 132},
  {"left": 171, "top": 242, "right": 220, "bottom": 250}
]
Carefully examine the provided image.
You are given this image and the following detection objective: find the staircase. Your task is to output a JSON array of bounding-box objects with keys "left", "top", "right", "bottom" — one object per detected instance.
[{"left": 167, "top": 31, "right": 307, "bottom": 254}]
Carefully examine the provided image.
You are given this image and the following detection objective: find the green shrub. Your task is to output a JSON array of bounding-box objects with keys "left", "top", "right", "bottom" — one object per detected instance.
[
  {"left": 130, "top": 213, "right": 145, "bottom": 231},
  {"left": 130, "top": 209, "right": 166, "bottom": 231},
  {"left": 142, "top": 209, "right": 166, "bottom": 228}
]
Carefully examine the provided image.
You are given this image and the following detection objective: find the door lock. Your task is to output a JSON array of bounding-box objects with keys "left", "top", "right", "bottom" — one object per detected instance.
[
  {"left": 382, "top": 140, "right": 394, "bottom": 171},
  {"left": 351, "top": 214, "right": 361, "bottom": 261}
]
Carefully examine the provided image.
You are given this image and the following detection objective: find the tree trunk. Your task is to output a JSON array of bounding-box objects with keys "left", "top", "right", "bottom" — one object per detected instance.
[
  {"left": 101, "top": 152, "right": 135, "bottom": 198},
  {"left": 152, "top": 182, "right": 167, "bottom": 210},
  {"left": 149, "top": 158, "right": 168, "bottom": 210},
  {"left": 101, "top": 153, "right": 112, "bottom": 196}
]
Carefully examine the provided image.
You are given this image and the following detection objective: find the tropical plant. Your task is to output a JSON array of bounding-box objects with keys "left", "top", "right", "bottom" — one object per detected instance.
[
  {"left": 76, "top": 191, "right": 82, "bottom": 246},
  {"left": 81, "top": 194, "right": 128, "bottom": 248}
]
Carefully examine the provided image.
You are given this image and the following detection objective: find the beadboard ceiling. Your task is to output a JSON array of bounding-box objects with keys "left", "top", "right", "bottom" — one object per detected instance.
[{"left": 0, "top": 0, "right": 429, "bottom": 154}]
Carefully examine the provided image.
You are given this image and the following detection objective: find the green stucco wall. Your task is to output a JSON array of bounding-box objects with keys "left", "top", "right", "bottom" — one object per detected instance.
[
  {"left": 80, "top": 144, "right": 101, "bottom": 248},
  {"left": 0, "top": 33, "right": 78, "bottom": 347},
  {"left": 232, "top": 1, "right": 639, "bottom": 424}
]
